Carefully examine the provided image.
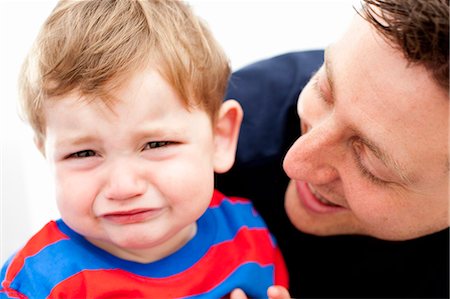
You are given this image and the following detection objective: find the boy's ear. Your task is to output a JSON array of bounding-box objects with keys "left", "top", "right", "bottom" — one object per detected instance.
[
  {"left": 34, "top": 135, "right": 46, "bottom": 157},
  {"left": 213, "top": 99, "right": 243, "bottom": 173}
]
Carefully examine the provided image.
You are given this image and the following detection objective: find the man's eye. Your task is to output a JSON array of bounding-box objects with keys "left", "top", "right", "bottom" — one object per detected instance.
[
  {"left": 351, "top": 140, "right": 390, "bottom": 187},
  {"left": 68, "top": 150, "right": 96, "bottom": 158},
  {"left": 145, "top": 141, "right": 172, "bottom": 149}
]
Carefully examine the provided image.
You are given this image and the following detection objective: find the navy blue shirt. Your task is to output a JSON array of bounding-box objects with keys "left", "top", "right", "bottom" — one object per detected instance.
[{"left": 216, "top": 51, "right": 449, "bottom": 298}]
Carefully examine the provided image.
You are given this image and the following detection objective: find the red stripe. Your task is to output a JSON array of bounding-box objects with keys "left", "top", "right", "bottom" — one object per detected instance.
[
  {"left": 1, "top": 221, "right": 69, "bottom": 292},
  {"left": 49, "top": 227, "right": 287, "bottom": 297},
  {"left": 274, "top": 247, "right": 289, "bottom": 287},
  {"left": 210, "top": 190, "right": 250, "bottom": 207}
]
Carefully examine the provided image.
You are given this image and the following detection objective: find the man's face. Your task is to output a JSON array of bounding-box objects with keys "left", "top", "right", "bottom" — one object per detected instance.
[{"left": 283, "top": 14, "right": 449, "bottom": 240}]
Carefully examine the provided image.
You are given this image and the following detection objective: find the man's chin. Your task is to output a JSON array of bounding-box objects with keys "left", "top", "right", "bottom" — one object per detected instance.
[
  {"left": 286, "top": 212, "right": 360, "bottom": 237},
  {"left": 286, "top": 204, "right": 448, "bottom": 240}
]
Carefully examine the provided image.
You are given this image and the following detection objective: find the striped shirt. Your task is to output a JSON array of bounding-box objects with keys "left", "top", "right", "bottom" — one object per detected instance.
[{"left": 1, "top": 190, "right": 288, "bottom": 298}]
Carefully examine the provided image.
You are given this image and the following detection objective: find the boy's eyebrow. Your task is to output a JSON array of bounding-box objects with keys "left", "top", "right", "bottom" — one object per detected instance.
[
  {"left": 54, "top": 126, "right": 182, "bottom": 147},
  {"left": 324, "top": 47, "right": 415, "bottom": 185},
  {"left": 55, "top": 135, "right": 98, "bottom": 147}
]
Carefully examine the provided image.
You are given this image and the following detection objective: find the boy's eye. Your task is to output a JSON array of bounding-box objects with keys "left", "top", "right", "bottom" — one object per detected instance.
[
  {"left": 144, "top": 141, "right": 173, "bottom": 149},
  {"left": 68, "top": 150, "right": 96, "bottom": 158}
]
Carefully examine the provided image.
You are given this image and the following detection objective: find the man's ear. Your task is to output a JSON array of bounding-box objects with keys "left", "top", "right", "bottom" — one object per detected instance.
[{"left": 213, "top": 99, "right": 243, "bottom": 173}]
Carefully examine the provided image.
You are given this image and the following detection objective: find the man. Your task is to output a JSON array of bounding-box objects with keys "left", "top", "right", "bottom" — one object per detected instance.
[{"left": 218, "top": 0, "right": 449, "bottom": 297}]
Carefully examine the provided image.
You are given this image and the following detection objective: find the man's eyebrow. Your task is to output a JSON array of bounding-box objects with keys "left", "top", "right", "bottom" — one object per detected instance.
[{"left": 323, "top": 47, "right": 336, "bottom": 103}]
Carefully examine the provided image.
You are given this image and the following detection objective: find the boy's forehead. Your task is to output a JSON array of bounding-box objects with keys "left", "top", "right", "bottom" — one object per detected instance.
[
  {"left": 43, "top": 67, "right": 195, "bottom": 116},
  {"left": 44, "top": 66, "right": 148, "bottom": 109},
  {"left": 43, "top": 91, "right": 119, "bottom": 122}
]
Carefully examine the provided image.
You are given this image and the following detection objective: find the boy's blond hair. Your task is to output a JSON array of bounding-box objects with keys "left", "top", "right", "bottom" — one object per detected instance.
[{"left": 19, "top": 0, "right": 230, "bottom": 144}]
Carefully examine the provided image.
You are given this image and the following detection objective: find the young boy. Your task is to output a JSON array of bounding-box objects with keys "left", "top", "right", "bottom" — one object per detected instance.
[{"left": 0, "top": 0, "right": 288, "bottom": 298}]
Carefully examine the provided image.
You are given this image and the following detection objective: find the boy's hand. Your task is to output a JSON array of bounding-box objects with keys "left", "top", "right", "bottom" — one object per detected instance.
[
  {"left": 229, "top": 286, "right": 291, "bottom": 299},
  {"left": 229, "top": 288, "right": 247, "bottom": 299},
  {"left": 267, "top": 285, "right": 291, "bottom": 299}
]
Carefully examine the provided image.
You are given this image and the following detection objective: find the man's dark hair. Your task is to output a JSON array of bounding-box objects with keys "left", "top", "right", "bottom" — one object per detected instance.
[{"left": 361, "top": 0, "right": 449, "bottom": 91}]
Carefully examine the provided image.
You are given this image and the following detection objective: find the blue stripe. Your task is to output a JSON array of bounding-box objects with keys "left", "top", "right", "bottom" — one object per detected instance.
[{"left": 208, "top": 198, "right": 268, "bottom": 243}]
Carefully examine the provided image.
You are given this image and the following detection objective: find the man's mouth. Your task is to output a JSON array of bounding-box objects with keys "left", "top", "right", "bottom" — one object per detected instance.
[
  {"left": 308, "top": 184, "right": 341, "bottom": 207},
  {"left": 295, "top": 181, "right": 345, "bottom": 213}
]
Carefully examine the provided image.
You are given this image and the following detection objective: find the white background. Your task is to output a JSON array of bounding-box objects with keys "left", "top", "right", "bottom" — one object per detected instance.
[{"left": 0, "top": 0, "right": 357, "bottom": 264}]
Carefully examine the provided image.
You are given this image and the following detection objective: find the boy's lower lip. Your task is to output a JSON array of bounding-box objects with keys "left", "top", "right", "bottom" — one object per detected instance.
[
  {"left": 295, "top": 181, "right": 345, "bottom": 214},
  {"left": 102, "top": 209, "right": 162, "bottom": 224}
]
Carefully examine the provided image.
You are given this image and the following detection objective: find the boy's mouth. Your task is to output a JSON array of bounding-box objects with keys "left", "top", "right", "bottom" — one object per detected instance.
[{"left": 102, "top": 208, "right": 163, "bottom": 224}]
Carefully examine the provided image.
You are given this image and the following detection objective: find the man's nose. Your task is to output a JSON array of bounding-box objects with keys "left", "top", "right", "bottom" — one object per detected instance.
[
  {"left": 283, "top": 119, "right": 342, "bottom": 185},
  {"left": 103, "top": 159, "right": 147, "bottom": 201}
]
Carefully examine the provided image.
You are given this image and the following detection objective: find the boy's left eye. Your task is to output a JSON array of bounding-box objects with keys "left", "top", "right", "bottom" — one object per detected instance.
[{"left": 144, "top": 141, "right": 173, "bottom": 149}]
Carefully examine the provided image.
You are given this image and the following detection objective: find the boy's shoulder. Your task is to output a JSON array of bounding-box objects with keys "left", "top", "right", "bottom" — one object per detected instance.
[
  {"left": 203, "top": 190, "right": 289, "bottom": 291},
  {"left": 209, "top": 190, "right": 261, "bottom": 223},
  {"left": 1, "top": 221, "right": 69, "bottom": 276},
  {"left": 210, "top": 189, "right": 251, "bottom": 207},
  {"left": 0, "top": 221, "right": 70, "bottom": 297},
  {"left": 208, "top": 189, "right": 268, "bottom": 235}
]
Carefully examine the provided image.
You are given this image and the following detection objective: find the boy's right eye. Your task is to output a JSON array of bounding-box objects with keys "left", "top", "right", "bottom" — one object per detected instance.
[
  {"left": 67, "top": 150, "right": 96, "bottom": 159},
  {"left": 144, "top": 141, "right": 174, "bottom": 150}
]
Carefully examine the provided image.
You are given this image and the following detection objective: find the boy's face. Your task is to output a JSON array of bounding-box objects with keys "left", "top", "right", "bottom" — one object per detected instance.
[
  {"left": 42, "top": 68, "right": 227, "bottom": 262},
  {"left": 283, "top": 15, "right": 449, "bottom": 240}
]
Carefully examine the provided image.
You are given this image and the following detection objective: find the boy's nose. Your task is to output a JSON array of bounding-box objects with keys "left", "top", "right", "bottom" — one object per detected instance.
[{"left": 104, "top": 160, "right": 147, "bottom": 201}]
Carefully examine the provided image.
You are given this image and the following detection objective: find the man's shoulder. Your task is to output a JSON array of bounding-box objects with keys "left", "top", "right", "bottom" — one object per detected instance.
[{"left": 227, "top": 50, "right": 324, "bottom": 100}]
